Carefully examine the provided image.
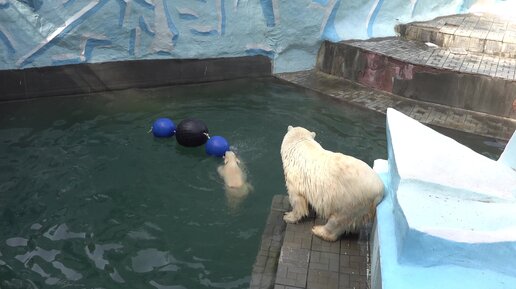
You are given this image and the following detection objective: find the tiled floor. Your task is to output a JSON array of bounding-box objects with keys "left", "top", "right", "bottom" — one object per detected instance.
[
  {"left": 397, "top": 13, "right": 516, "bottom": 58},
  {"left": 276, "top": 70, "right": 516, "bottom": 141},
  {"left": 348, "top": 37, "right": 516, "bottom": 80},
  {"left": 250, "top": 195, "right": 369, "bottom": 289}
]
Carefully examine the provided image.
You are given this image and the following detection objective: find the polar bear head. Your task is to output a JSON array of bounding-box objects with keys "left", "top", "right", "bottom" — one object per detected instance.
[
  {"left": 281, "top": 126, "right": 317, "bottom": 152},
  {"left": 286, "top": 125, "right": 316, "bottom": 140},
  {"left": 224, "top": 151, "right": 240, "bottom": 165}
]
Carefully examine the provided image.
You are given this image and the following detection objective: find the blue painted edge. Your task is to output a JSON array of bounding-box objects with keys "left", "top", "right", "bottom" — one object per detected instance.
[
  {"left": 139, "top": 16, "right": 155, "bottom": 36},
  {"left": 128, "top": 28, "right": 136, "bottom": 56},
  {"left": 63, "top": 0, "right": 77, "bottom": 8},
  {"left": 134, "top": 0, "right": 155, "bottom": 10},
  {"left": 115, "top": 0, "right": 126, "bottom": 27},
  {"left": 245, "top": 48, "right": 275, "bottom": 58},
  {"left": 321, "top": 0, "right": 342, "bottom": 42},
  {"left": 0, "top": 30, "right": 15, "bottom": 54},
  {"left": 220, "top": 0, "right": 226, "bottom": 35},
  {"left": 312, "top": 0, "right": 329, "bottom": 5},
  {"left": 499, "top": 130, "right": 516, "bottom": 170},
  {"left": 259, "top": 0, "right": 275, "bottom": 27},
  {"left": 178, "top": 13, "right": 198, "bottom": 20},
  {"left": 19, "top": 0, "right": 110, "bottom": 67},
  {"left": 190, "top": 29, "right": 218, "bottom": 36},
  {"left": 162, "top": 0, "right": 179, "bottom": 42},
  {"left": 84, "top": 38, "right": 111, "bottom": 60},
  {"left": 367, "top": 0, "right": 384, "bottom": 38},
  {"left": 51, "top": 56, "right": 83, "bottom": 66},
  {"left": 374, "top": 164, "right": 516, "bottom": 289}
]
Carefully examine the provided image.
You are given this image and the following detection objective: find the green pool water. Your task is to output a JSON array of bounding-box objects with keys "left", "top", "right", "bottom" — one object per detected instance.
[{"left": 0, "top": 78, "right": 503, "bottom": 289}]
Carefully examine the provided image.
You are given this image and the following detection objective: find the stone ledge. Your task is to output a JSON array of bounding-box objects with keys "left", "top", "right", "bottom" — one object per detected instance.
[
  {"left": 316, "top": 39, "right": 516, "bottom": 119},
  {"left": 0, "top": 56, "right": 272, "bottom": 101},
  {"left": 275, "top": 70, "right": 516, "bottom": 141}
]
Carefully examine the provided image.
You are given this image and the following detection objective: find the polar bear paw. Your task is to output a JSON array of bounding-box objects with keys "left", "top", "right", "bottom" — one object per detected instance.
[
  {"left": 312, "top": 225, "right": 338, "bottom": 242},
  {"left": 283, "top": 211, "right": 303, "bottom": 223}
]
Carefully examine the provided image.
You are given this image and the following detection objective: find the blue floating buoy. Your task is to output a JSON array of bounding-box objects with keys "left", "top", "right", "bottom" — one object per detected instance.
[
  {"left": 175, "top": 118, "right": 209, "bottom": 147},
  {"left": 152, "top": 118, "right": 176, "bottom": 138},
  {"left": 206, "top": 136, "right": 230, "bottom": 157}
]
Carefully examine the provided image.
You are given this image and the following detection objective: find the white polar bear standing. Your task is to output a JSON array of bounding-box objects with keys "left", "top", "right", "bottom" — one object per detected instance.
[{"left": 280, "top": 126, "right": 384, "bottom": 242}]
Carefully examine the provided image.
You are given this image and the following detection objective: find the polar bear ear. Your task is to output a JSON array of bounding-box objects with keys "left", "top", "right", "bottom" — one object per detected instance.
[
  {"left": 311, "top": 131, "right": 316, "bottom": 138},
  {"left": 288, "top": 125, "right": 293, "bottom": 131}
]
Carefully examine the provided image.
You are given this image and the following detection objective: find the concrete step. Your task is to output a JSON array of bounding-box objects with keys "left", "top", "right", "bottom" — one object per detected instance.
[
  {"left": 316, "top": 37, "right": 516, "bottom": 120},
  {"left": 395, "top": 13, "right": 516, "bottom": 58}
]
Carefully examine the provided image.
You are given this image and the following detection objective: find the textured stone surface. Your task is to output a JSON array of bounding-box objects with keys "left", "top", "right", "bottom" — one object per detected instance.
[
  {"left": 254, "top": 195, "right": 370, "bottom": 289},
  {"left": 316, "top": 37, "right": 516, "bottom": 119},
  {"left": 396, "top": 13, "right": 516, "bottom": 58},
  {"left": 0, "top": 56, "right": 271, "bottom": 100},
  {"left": 0, "top": 1, "right": 487, "bottom": 73},
  {"left": 250, "top": 195, "right": 290, "bottom": 289},
  {"left": 276, "top": 70, "right": 516, "bottom": 141}
]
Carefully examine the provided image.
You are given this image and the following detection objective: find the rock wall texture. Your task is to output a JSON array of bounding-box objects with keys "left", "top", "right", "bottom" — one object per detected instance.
[{"left": 0, "top": 0, "right": 503, "bottom": 72}]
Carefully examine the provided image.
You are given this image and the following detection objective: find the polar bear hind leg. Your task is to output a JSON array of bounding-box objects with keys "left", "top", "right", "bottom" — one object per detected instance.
[
  {"left": 283, "top": 192, "right": 309, "bottom": 223},
  {"left": 312, "top": 214, "right": 351, "bottom": 242},
  {"left": 312, "top": 210, "right": 368, "bottom": 242}
]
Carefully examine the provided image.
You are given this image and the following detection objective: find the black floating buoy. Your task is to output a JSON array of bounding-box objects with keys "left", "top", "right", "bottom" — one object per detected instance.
[{"left": 175, "top": 118, "right": 209, "bottom": 147}]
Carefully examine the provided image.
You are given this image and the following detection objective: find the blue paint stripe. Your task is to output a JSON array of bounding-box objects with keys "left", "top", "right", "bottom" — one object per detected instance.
[
  {"left": 190, "top": 29, "right": 218, "bottom": 36},
  {"left": 0, "top": 30, "right": 15, "bottom": 54},
  {"left": 179, "top": 13, "right": 198, "bottom": 20},
  {"left": 245, "top": 48, "right": 275, "bottom": 58},
  {"left": 367, "top": 0, "right": 384, "bottom": 38},
  {"left": 321, "top": 0, "right": 341, "bottom": 42},
  {"left": 116, "top": 0, "right": 126, "bottom": 27},
  {"left": 19, "top": 0, "right": 109, "bottom": 67},
  {"left": 84, "top": 38, "right": 111, "bottom": 60},
  {"left": 63, "top": 0, "right": 77, "bottom": 8},
  {"left": 139, "top": 16, "right": 155, "bottom": 36},
  {"left": 259, "top": 0, "right": 275, "bottom": 27},
  {"left": 134, "top": 0, "right": 154, "bottom": 10},
  {"left": 128, "top": 28, "right": 136, "bottom": 55},
  {"left": 52, "top": 57, "right": 82, "bottom": 66},
  {"left": 312, "top": 0, "right": 329, "bottom": 5},
  {"left": 162, "top": 0, "right": 179, "bottom": 42},
  {"left": 220, "top": 0, "right": 226, "bottom": 35}
]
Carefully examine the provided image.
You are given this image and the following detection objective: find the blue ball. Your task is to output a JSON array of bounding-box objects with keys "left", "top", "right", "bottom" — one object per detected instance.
[
  {"left": 206, "top": 136, "right": 230, "bottom": 157},
  {"left": 152, "top": 118, "right": 176, "bottom": 138}
]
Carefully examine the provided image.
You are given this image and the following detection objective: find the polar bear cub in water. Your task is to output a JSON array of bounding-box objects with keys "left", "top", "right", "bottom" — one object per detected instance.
[
  {"left": 280, "top": 126, "right": 384, "bottom": 242},
  {"left": 218, "top": 151, "right": 252, "bottom": 209}
]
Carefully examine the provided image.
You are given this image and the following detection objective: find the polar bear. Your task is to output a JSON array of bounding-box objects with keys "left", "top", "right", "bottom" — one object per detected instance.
[
  {"left": 218, "top": 151, "right": 252, "bottom": 210},
  {"left": 280, "top": 126, "right": 384, "bottom": 242}
]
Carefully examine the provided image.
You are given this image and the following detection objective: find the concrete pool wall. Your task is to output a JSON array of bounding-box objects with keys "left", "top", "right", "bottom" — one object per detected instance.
[{"left": 0, "top": 0, "right": 497, "bottom": 74}]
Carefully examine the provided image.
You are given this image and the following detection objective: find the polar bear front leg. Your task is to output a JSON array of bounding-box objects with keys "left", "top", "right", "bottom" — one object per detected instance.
[{"left": 283, "top": 193, "right": 309, "bottom": 223}]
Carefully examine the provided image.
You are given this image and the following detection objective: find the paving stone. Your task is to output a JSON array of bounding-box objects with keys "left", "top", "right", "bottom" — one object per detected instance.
[
  {"left": 459, "top": 53, "right": 483, "bottom": 73},
  {"left": 275, "top": 70, "right": 516, "bottom": 141},
  {"left": 307, "top": 269, "right": 339, "bottom": 289},
  {"left": 283, "top": 221, "right": 314, "bottom": 250},
  {"left": 311, "top": 234, "right": 340, "bottom": 254},
  {"left": 478, "top": 54, "right": 500, "bottom": 76},
  {"left": 398, "top": 13, "right": 516, "bottom": 57},
  {"left": 309, "top": 251, "right": 340, "bottom": 272}
]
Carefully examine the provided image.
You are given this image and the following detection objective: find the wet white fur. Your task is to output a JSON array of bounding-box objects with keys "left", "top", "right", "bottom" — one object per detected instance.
[
  {"left": 218, "top": 151, "right": 252, "bottom": 210},
  {"left": 280, "top": 126, "right": 384, "bottom": 241}
]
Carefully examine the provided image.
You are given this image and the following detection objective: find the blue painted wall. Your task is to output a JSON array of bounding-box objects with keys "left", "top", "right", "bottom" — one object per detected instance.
[{"left": 0, "top": 0, "right": 500, "bottom": 73}]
